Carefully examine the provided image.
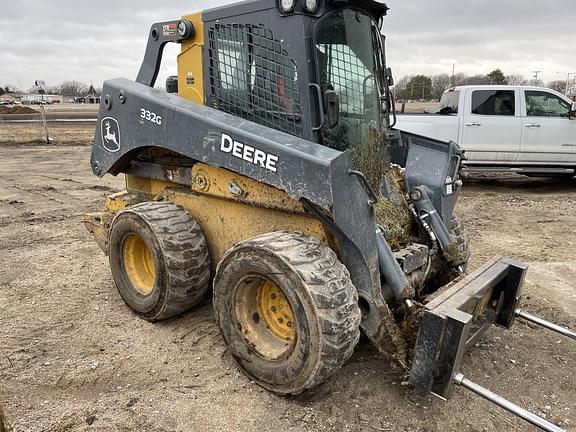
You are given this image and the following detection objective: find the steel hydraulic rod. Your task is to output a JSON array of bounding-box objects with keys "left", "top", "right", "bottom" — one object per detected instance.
[
  {"left": 454, "top": 374, "right": 564, "bottom": 432},
  {"left": 515, "top": 309, "right": 576, "bottom": 341}
]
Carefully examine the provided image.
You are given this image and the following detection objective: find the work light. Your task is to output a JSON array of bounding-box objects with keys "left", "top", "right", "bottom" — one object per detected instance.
[
  {"left": 304, "top": 0, "right": 319, "bottom": 13},
  {"left": 280, "top": 0, "right": 296, "bottom": 13}
]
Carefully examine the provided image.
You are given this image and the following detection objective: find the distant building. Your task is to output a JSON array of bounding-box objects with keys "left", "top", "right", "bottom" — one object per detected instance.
[{"left": 75, "top": 85, "right": 101, "bottom": 104}]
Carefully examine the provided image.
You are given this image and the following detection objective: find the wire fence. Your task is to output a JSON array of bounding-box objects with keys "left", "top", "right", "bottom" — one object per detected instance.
[{"left": 0, "top": 104, "right": 97, "bottom": 144}]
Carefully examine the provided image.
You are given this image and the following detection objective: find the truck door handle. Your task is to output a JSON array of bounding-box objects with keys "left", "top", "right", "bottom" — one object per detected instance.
[
  {"left": 524, "top": 123, "right": 541, "bottom": 128},
  {"left": 465, "top": 122, "right": 482, "bottom": 127}
]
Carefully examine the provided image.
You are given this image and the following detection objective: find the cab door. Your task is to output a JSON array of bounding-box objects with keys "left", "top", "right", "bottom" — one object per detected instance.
[
  {"left": 461, "top": 89, "right": 522, "bottom": 163},
  {"left": 519, "top": 89, "right": 576, "bottom": 163}
]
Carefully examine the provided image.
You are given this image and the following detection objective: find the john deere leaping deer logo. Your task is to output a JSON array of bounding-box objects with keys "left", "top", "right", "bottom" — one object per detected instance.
[{"left": 101, "top": 117, "right": 121, "bottom": 152}]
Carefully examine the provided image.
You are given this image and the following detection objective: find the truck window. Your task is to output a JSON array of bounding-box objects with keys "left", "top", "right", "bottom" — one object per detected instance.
[
  {"left": 525, "top": 91, "right": 571, "bottom": 118},
  {"left": 471, "top": 90, "right": 515, "bottom": 116},
  {"left": 438, "top": 90, "right": 459, "bottom": 114}
]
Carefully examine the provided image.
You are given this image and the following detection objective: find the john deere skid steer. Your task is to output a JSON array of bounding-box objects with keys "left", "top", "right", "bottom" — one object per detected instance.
[{"left": 84, "top": 1, "right": 574, "bottom": 430}]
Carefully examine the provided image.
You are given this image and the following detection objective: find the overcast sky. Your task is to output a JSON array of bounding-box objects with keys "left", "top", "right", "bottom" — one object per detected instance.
[{"left": 1, "top": 0, "right": 575, "bottom": 91}]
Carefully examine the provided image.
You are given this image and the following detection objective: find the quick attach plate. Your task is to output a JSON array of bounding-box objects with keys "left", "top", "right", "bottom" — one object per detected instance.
[{"left": 409, "top": 256, "right": 527, "bottom": 400}]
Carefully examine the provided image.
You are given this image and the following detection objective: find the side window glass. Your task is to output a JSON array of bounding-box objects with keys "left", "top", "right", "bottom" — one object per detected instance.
[
  {"left": 216, "top": 40, "right": 248, "bottom": 92},
  {"left": 471, "top": 90, "right": 515, "bottom": 116},
  {"left": 525, "top": 91, "right": 571, "bottom": 118},
  {"left": 320, "top": 44, "right": 376, "bottom": 116}
]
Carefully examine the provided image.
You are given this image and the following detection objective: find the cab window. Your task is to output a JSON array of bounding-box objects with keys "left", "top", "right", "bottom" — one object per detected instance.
[
  {"left": 525, "top": 91, "right": 571, "bottom": 118},
  {"left": 471, "top": 90, "right": 515, "bottom": 116}
]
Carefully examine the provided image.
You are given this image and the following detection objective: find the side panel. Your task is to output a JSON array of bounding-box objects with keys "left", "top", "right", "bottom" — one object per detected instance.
[{"left": 93, "top": 78, "right": 340, "bottom": 210}]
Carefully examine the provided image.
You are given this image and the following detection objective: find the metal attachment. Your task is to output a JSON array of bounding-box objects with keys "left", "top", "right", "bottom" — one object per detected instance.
[
  {"left": 119, "top": 91, "right": 126, "bottom": 104},
  {"left": 349, "top": 169, "right": 378, "bottom": 205},
  {"left": 515, "top": 309, "right": 576, "bottom": 341},
  {"left": 410, "top": 257, "right": 527, "bottom": 399},
  {"left": 454, "top": 373, "right": 564, "bottom": 432}
]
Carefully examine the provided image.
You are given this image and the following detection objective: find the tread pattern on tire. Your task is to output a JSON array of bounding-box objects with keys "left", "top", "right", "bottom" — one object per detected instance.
[
  {"left": 115, "top": 201, "right": 210, "bottom": 320},
  {"left": 449, "top": 215, "right": 470, "bottom": 268},
  {"left": 218, "top": 231, "right": 361, "bottom": 393}
]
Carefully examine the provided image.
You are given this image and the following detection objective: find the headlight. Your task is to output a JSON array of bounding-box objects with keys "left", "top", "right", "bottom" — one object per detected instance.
[
  {"left": 304, "top": 0, "right": 319, "bottom": 13},
  {"left": 280, "top": 0, "right": 296, "bottom": 13}
]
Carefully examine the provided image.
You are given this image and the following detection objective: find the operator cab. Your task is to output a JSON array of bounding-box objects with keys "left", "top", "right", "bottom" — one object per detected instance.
[{"left": 202, "top": 0, "right": 393, "bottom": 159}]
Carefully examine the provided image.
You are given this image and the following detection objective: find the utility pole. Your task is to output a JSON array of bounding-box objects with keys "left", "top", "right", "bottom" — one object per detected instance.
[
  {"left": 451, "top": 63, "right": 455, "bottom": 87},
  {"left": 410, "top": 81, "right": 414, "bottom": 100},
  {"left": 532, "top": 70, "right": 541, "bottom": 85}
]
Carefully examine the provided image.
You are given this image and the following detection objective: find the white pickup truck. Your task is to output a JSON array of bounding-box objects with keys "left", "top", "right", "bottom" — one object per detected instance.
[{"left": 394, "top": 85, "right": 576, "bottom": 176}]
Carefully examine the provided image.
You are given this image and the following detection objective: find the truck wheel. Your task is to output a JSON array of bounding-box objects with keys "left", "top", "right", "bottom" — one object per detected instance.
[
  {"left": 213, "top": 231, "right": 360, "bottom": 395},
  {"left": 108, "top": 201, "right": 210, "bottom": 321}
]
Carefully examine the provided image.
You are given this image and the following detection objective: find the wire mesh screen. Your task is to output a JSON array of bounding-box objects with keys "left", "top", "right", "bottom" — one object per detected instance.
[
  {"left": 319, "top": 43, "right": 375, "bottom": 116},
  {"left": 207, "top": 23, "right": 302, "bottom": 137}
]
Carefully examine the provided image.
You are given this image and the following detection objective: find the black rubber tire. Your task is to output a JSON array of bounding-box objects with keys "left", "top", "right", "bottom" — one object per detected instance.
[
  {"left": 450, "top": 214, "right": 470, "bottom": 270},
  {"left": 213, "top": 231, "right": 361, "bottom": 395},
  {"left": 108, "top": 201, "right": 210, "bottom": 321}
]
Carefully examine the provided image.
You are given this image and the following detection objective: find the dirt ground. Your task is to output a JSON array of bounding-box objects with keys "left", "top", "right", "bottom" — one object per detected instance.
[{"left": 0, "top": 131, "right": 575, "bottom": 431}]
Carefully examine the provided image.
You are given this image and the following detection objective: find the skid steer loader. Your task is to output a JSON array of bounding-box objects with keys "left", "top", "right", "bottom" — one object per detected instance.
[{"left": 84, "top": 1, "right": 575, "bottom": 430}]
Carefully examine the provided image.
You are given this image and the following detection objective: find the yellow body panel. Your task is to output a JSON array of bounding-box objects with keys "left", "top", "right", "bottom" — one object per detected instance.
[
  {"left": 178, "top": 13, "right": 204, "bottom": 104},
  {"left": 124, "top": 164, "right": 332, "bottom": 270},
  {"left": 125, "top": 175, "right": 171, "bottom": 195},
  {"left": 190, "top": 163, "right": 304, "bottom": 213},
  {"left": 105, "top": 191, "right": 135, "bottom": 212}
]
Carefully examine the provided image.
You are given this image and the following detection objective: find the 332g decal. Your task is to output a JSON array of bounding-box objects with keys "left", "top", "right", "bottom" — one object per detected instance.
[{"left": 140, "top": 108, "right": 162, "bottom": 125}]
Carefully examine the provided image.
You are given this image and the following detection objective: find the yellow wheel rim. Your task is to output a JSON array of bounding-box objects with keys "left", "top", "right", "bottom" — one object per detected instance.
[
  {"left": 257, "top": 280, "right": 295, "bottom": 341},
  {"left": 122, "top": 234, "right": 156, "bottom": 295}
]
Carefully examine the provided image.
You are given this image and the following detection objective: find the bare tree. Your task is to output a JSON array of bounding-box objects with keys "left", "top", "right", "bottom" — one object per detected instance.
[
  {"left": 465, "top": 75, "right": 491, "bottom": 85},
  {"left": 392, "top": 75, "right": 411, "bottom": 101},
  {"left": 452, "top": 72, "right": 470, "bottom": 86},
  {"left": 2, "top": 84, "right": 20, "bottom": 93},
  {"left": 0, "top": 87, "right": 4, "bottom": 96},
  {"left": 431, "top": 73, "right": 451, "bottom": 100},
  {"left": 57, "top": 80, "right": 89, "bottom": 97},
  {"left": 546, "top": 80, "right": 566, "bottom": 93},
  {"left": 506, "top": 74, "right": 528, "bottom": 85}
]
